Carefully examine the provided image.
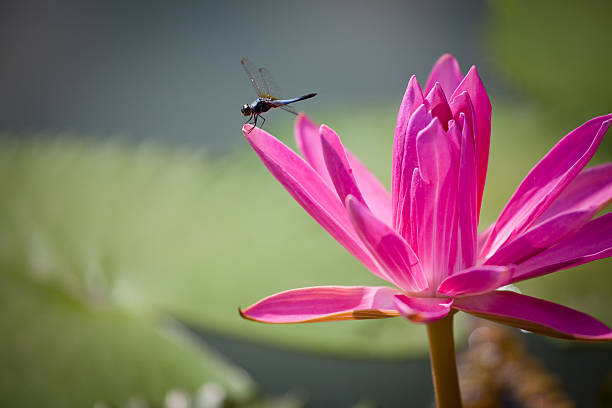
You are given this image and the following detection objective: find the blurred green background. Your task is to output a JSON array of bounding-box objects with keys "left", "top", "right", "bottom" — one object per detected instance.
[{"left": 0, "top": 0, "right": 611, "bottom": 407}]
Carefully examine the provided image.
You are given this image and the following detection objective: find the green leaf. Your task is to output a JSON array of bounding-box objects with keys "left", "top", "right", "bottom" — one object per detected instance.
[{"left": 0, "top": 272, "right": 255, "bottom": 408}]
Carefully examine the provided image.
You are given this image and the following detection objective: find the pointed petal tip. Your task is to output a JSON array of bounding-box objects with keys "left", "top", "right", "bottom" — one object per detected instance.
[
  {"left": 405, "top": 75, "right": 422, "bottom": 94},
  {"left": 345, "top": 193, "right": 357, "bottom": 208},
  {"left": 344, "top": 194, "right": 365, "bottom": 219},
  {"left": 483, "top": 113, "right": 612, "bottom": 259},
  {"left": 242, "top": 124, "right": 255, "bottom": 135},
  {"left": 319, "top": 123, "right": 336, "bottom": 138},
  {"left": 439, "top": 53, "right": 458, "bottom": 61},
  {"left": 451, "top": 65, "right": 491, "bottom": 109},
  {"left": 238, "top": 307, "right": 254, "bottom": 321},
  {"left": 465, "top": 64, "right": 478, "bottom": 76},
  {"left": 295, "top": 112, "right": 312, "bottom": 126},
  {"left": 425, "top": 54, "right": 463, "bottom": 97},
  {"left": 420, "top": 115, "right": 443, "bottom": 136},
  {"left": 396, "top": 76, "right": 425, "bottom": 129},
  {"left": 512, "top": 212, "right": 612, "bottom": 282},
  {"left": 238, "top": 306, "right": 287, "bottom": 324},
  {"left": 239, "top": 306, "right": 273, "bottom": 324},
  {"left": 428, "top": 82, "right": 450, "bottom": 105},
  {"left": 319, "top": 125, "right": 341, "bottom": 150},
  {"left": 454, "top": 291, "right": 612, "bottom": 342}
]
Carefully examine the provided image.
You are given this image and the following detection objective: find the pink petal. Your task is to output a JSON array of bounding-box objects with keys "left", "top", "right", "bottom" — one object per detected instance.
[
  {"left": 407, "top": 168, "right": 422, "bottom": 255},
  {"left": 437, "top": 265, "right": 513, "bottom": 297},
  {"left": 294, "top": 114, "right": 333, "bottom": 185},
  {"left": 448, "top": 92, "right": 481, "bottom": 219},
  {"left": 392, "top": 76, "right": 424, "bottom": 221},
  {"left": 450, "top": 67, "right": 491, "bottom": 214},
  {"left": 424, "top": 54, "right": 463, "bottom": 97},
  {"left": 537, "top": 163, "right": 612, "bottom": 223},
  {"left": 413, "top": 118, "right": 459, "bottom": 287},
  {"left": 394, "top": 104, "right": 432, "bottom": 238},
  {"left": 485, "top": 209, "right": 593, "bottom": 266},
  {"left": 320, "top": 125, "right": 366, "bottom": 206},
  {"left": 293, "top": 113, "right": 333, "bottom": 186},
  {"left": 346, "top": 150, "right": 393, "bottom": 226},
  {"left": 393, "top": 294, "right": 453, "bottom": 323},
  {"left": 456, "top": 112, "right": 478, "bottom": 268},
  {"left": 346, "top": 195, "right": 428, "bottom": 292},
  {"left": 240, "top": 286, "right": 401, "bottom": 323},
  {"left": 243, "top": 125, "right": 382, "bottom": 276},
  {"left": 481, "top": 115, "right": 612, "bottom": 259},
  {"left": 477, "top": 223, "right": 493, "bottom": 253},
  {"left": 512, "top": 212, "right": 612, "bottom": 282},
  {"left": 454, "top": 291, "right": 612, "bottom": 341},
  {"left": 416, "top": 117, "right": 455, "bottom": 191},
  {"left": 425, "top": 83, "right": 453, "bottom": 130},
  {"left": 449, "top": 91, "right": 476, "bottom": 137},
  {"left": 295, "top": 115, "right": 392, "bottom": 224}
]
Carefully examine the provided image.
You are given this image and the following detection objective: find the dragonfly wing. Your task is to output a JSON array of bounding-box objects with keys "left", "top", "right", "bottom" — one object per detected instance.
[
  {"left": 277, "top": 103, "right": 299, "bottom": 115},
  {"left": 241, "top": 57, "right": 267, "bottom": 97},
  {"left": 258, "top": 67, "right": 282, "bottom": 100}
]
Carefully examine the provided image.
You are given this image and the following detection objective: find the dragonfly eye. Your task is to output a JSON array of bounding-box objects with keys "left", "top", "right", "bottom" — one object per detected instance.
[{"left": 241, "top": 104, "right": 251, "bottom": 116}]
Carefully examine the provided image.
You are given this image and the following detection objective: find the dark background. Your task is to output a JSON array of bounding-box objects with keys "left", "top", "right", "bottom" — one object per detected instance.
[{"left": 0, "top": 0, "right": 489, "bottom": 148}]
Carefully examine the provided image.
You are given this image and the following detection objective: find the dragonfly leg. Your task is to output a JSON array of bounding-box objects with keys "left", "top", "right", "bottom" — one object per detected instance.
[
  {"left": 245, "top": 114, "right": 257, "bottom": 134},
  {"left": 259, "top": 115, "right": 266, "bottom": 128}
]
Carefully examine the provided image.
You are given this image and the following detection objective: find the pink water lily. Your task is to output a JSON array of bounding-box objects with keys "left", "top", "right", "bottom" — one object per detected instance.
[{"left": 239, "top": 54, "right": 612, "bottom": 342}]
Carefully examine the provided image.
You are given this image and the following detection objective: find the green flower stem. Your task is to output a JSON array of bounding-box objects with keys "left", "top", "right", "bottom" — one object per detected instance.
[{"left": 426, "top": 313, "right": 462, "bottom": 408}]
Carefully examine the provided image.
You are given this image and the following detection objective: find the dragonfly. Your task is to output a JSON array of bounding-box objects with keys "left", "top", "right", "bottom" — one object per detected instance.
[{"left": 240, "top": 57, "right": 317, "bottom": 130}]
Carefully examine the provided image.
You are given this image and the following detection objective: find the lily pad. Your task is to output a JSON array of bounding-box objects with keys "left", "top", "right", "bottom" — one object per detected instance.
[{"left": 0, "top": 272, "right": 254, "bottom": 408}]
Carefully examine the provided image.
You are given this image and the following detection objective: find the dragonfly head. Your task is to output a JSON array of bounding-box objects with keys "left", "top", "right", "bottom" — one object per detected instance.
[{"left": 241, "top": 104, "right": 252, "bottom": 116}]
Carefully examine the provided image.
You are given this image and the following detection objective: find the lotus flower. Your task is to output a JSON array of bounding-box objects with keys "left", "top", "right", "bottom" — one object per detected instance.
[{"left": 240, "top": 54, "right": 612, "bottom": 342}]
